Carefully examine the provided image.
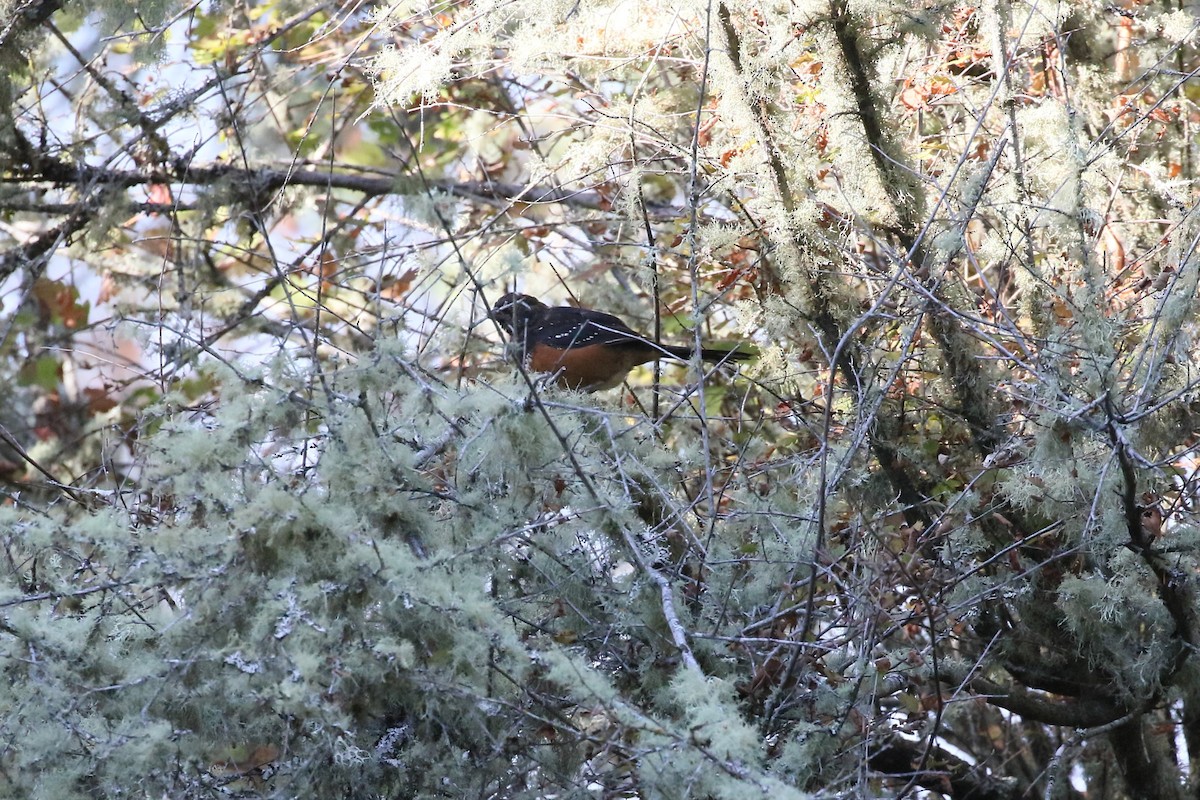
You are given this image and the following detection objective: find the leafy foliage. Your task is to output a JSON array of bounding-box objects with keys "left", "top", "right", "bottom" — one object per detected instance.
[{"left": 1, "top": 0, "right": 1199, "bottom": 798}]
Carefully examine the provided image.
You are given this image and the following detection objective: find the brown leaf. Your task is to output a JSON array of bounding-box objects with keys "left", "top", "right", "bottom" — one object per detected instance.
[
  {"left": 209, "top": 743, "right": 281, "bottom": 778},
  {"left": 84, "top": 387, "right": 119, "bottom": 414},
  {"left": 380, "top": 268, "right": 418, "bottom": 300}
]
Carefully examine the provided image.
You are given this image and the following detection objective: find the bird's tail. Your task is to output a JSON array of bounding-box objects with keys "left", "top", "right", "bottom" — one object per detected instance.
[{"left": 659, "top": 343, "right": 756, "bottom": 363}]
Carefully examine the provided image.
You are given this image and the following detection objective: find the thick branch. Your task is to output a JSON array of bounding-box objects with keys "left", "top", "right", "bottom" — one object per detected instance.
[
  {"left": 0, "top": 157, "right": 647, "bottom": 213},
  {"left": 0, "top": 0, "right": 62, "bottom": 55},
  {"left": 1109, "top": 408, "right": 1200, "bottom": 658},
  {"left": 869, "top": 733, "right": 1020, "bottom": 800},
  {"left": 827, "top": 0, "right": 1008, "bottom": 458},
  {"left": 1108, "top": 717, "right": 1186, "bottom": 800},
  {"left": 947, "top": 670, "right": 1145, "bottom": 728}
]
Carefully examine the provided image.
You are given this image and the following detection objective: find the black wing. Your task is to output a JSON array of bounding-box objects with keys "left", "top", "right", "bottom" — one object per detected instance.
[{"left": 530, "top": 306, "right": 654, "bottom": 350}]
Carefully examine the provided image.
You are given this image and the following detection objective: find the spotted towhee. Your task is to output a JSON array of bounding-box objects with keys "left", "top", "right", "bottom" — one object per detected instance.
[{"left": 490, "top": 292, "right": 752, "bottom": 391}]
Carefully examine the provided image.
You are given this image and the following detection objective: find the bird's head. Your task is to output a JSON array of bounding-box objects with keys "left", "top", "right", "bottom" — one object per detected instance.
[{"left": 489, "top": 293, "right": 545, "bottom": 334}]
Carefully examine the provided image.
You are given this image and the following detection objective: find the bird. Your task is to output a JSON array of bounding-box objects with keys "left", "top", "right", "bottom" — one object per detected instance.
[{"left": 488, "top": 292, "right": 752, "bottom": 391}]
